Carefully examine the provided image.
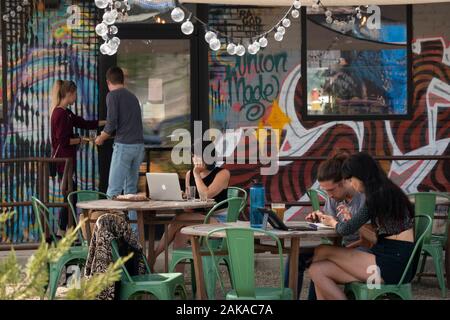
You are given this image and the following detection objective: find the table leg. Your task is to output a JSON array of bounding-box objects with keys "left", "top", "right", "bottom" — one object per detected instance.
[
  {"left": 164, "top": 224, "right": 169, "bottom": 273},
  {"left": 147, "top": 223, "right": 156, "bottom": 270},
  {"left": 446, "top": 223, "right": 450, "bottom": 288},
  {"left": 84, "top": 209, "right": 92, "bottom": 244},
  {"left": 289, "top": 237, "right": 300, "bottom": 300},
  {"left": 191, "top": 235, "right": 207, "bottom": 300},
  {"left": 137, "top": 210, "right": 145, "bottom": 252}
]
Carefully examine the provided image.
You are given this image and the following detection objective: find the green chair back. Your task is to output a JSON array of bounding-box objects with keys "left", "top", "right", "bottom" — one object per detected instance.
[
  {"left": 206, "top": 227, "right": 286, "bottom": 299},
  {"left": 307, "top": 188, "right": 328, "bottom": 211},
  {"left": 111, "top": 239, "right": 152, "bottom": 283},
  {"left": 31, "top": 196, "right": 59, "bottom": 243},
  {"left": 68, "top": 190, "right": 108, "bottom": 243},
  {"left": 227, "top": 187, "right": 248, "bottom": 212},
  {"left": 397, "top": 214, "right": 432, "bottom": 286},
  {"left": 408, "top": 192, "right": 443, "bottom": 245}
]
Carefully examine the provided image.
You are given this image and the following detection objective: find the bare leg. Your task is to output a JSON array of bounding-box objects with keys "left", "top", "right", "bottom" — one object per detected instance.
[
  {"left": 309, "top": 260, "right": 359, "bottom": 300},
  {"left": 154, "top": 213, "right": 207, "bottom": 265}
]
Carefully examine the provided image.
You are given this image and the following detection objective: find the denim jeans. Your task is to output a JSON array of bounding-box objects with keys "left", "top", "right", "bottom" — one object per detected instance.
[
  {"left": 284, "top": 253, "right": 317, "bottom": 300},
  {"left": 107, "top": 143, "right": 145, "bottom": 232}
]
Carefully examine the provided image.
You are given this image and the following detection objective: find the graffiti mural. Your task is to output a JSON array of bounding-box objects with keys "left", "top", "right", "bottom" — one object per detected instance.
[
  {"left": 209, "top": 7, "right": 450, "bottom": 221},
  {"left": 0, "top": 0, "right": 99, "bottom": 243}
]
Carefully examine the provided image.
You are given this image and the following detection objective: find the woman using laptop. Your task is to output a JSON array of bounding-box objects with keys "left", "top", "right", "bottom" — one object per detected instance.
[
  {"left": 308, "top": 152, "right": 415, "bottom": 300},
  {"left": 153, "top": 140, "right": 230, "bottom": 269}
]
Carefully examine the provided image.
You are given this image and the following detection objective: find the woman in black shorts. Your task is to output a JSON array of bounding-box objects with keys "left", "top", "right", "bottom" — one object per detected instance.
[{"left": 308, "top": 152, "right": 415, "bottom": 300}]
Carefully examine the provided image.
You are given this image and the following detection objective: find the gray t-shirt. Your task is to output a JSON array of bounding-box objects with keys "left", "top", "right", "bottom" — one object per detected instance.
[
  {"left": 324, "top": 192, "right": 366, "bottom": 245},
  {"left": 104, "top": 88, "right": 144, "bottom": 144}
]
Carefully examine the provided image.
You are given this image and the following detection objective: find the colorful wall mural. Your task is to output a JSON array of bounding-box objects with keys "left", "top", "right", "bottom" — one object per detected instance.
[
  {"left": 0, "top": 0, "right": 99, "bottom": 243},
  {"left": 208, "top": 6, "right": 450, "bottom": 221}
]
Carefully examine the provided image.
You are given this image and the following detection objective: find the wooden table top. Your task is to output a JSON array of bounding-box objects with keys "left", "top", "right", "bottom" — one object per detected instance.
[
  {"left": 76, "top": 199, "right": 216, "bottom": 211},
  {"left": 181, "top": 221, "right": 339, "bottom": 240}
]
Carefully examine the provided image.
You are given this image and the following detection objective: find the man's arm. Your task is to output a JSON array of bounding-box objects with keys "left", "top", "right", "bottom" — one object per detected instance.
[{"left": 96, "top": 94, "right": 117, "bottom": 145}]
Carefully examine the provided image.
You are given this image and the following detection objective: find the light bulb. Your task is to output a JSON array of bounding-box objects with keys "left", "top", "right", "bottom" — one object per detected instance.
[
  {"left": 236, "top": 44, "right": 245, "bottom": 56},
  {"left": 204, "top": 31, "right": 216, "bottom": 44},
  {"left": 252, "top": 41, "right": 260, "bottom": 51},
  {"left": 248, "top": 44, "right": 258, "bottom": 55},
  {"left": 16, "top": 6, "right": 23, "bottom": 12},
  {"left": 274, "top": 32, "right": 283, "bottom": 42},
  {"left": 209, "top": 38, "right": 221, "bottom": 51},
  {"left": 291, "top": 9, "right": 299, "bottom": 19},
  {"left": 227, "top": 43, "right": 236, "bottom": 55},
  {"left": 282, "top": 18, "right": 291, "bottom": 28},
  {"left": 110, "top": 25, "right": 118, "bottom": 34},
  {"left": 109, "top": 37, "right": 121, "bottom": 50},
  {"left": 95, "top": 0, "right": 109, "bottom": 9},
  {"left": 100, "top": 42, "right": 111, "bottom": 55},
  {"left": 277, "top": 26, "right": 286, "bottom": 35},
  {"left": 325, "top": 10, "right": 332, "bottom": 17},
  {"left": 171, "top": 7, "right": 185, "bottom": 23},
  {"left": 181, "top": 20, "right": 194, "bottom": 35},
  {"left": 258, "top": 37, "right": 268, "bottom": 48},
  {"left": 312, "top": 3, "right": 319, "bottom": 11},
  {"left": 103, "top": 11, "right": 116, "bottom": 25},
  {"left": 95, "top": 23, "right": 109, "bottom": 37},
  {"left": 22, "top": 0, "right": 30, "bottom": 5},
  {"left": 293, "top": 0, "right": 301, "bottom": 9},
  {"left": 326, "top": 17, "right": 333, "bottom": 24}
]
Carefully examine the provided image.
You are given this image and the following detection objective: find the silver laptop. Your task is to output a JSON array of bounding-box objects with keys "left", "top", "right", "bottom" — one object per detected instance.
[{"left": 146, "top": 173, "right": 184, "bottom": 201}]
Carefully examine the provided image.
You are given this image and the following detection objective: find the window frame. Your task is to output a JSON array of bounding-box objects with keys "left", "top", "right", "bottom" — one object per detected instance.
[{"left": 300, "top": 5, "right": 413, "bottom": 121}]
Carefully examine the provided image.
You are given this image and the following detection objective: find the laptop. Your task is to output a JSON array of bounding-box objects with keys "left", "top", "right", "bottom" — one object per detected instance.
[{"left": 146, "top": 173, "right": 184, "bottom": 201}]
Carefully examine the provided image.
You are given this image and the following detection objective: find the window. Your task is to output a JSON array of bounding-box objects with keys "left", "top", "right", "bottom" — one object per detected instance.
[
  {"left": 117, "top": 39, "right": 191, "bottom": 147},
  {"left": 301, "top": 5, "right": 412, "bottom": 120}
]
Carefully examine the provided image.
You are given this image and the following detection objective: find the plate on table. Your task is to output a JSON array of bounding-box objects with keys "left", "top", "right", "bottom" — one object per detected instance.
[{"left": 112, "top": 194, "right": 150, "bottom": 202}]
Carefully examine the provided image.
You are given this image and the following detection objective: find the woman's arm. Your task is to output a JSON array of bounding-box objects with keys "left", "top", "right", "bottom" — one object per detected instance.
[
  {"left": 335, "top": 206, "right": 371, "bottom": 236},
  {"left": 193, "top": 169, "right": 230, "bottom": 199},
  {"left": 69, "top": 110, "right": 99, "bottom": 130}
]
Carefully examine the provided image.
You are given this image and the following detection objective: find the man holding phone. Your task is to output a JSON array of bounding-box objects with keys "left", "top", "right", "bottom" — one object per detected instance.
[{"left": 285, "top": 151, "right": 370, "bottom": 299}]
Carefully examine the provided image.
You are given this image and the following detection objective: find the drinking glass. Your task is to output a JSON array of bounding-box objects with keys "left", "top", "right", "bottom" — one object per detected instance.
[
  {"left": 271, "top": 203, "right": 286, "bottom": 221},
  {"left": 89, "top": 130, "right": 97, "bottom": 141},
  {"left": 186, "top": 186, "right": 196, "bottom": 201}
]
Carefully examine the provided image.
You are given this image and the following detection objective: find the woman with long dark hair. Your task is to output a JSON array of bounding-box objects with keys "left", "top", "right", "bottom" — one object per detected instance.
[
  {"left": 153, "top": 139, "right": 230, "bottom": 268},
  {"left": 308, "top": 152, "right": 415, "bottom": 300},
  {"left": 50, "top": 80, "right": 105, "bottom": 234}
]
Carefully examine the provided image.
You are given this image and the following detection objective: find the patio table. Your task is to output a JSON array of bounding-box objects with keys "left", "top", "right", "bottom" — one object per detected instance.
[
  {"left": 77, "top": 199, "right": 215, "bottom": 271},
  {"left": 181, "top": 220, "right": 340, "bottom": 300}
]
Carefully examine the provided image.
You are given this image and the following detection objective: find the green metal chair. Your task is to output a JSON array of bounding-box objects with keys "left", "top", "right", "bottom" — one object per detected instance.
[
  {"left": 111, "top": 239, "right": 187, "bottom": 300},
  {"left": 206, "top": 227, "right": 293, "bottom": 300},
  {"left": 344, "top": 215, "right": 432, "bottom": 300},
  {"left": 227, "top": 186, "right": 248, "bottom": 212},
  {"left": 31, "top": 196, "right": 88, "bottom": 300},
  {"left": 409, "top": 192, "right": 450, "bottom": 298},
  {"left": 68, "top": 190, "right": 109, "bottom": 246},
  {"left": 169, "top": 197, "right": 244, "bottom": 299},
  {"left": 306, "top": 188, "right": 328, "bottom": 211}
]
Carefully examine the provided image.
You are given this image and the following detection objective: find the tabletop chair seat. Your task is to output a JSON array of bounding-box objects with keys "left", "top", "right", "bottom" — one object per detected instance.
[
  {"left": 409, "top": 192, "right": 450, "bottom": 298},
  {"left": 169, "top": 195, "right": 245, "bottom": 299},
  {"left": 111, "top": 239, "right": 187, "bottom": 300},
  {"left": 31, "top": 196, "right": 89, "bottom": 300},
  {"left": 344, "top": 215, "right": 432, "bottom": 300},
  {"left": 206, "top": 227, "right": 293, "bottom": 300}
]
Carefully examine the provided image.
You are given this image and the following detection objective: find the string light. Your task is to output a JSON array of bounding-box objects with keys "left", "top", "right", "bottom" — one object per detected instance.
[
  {"left": 95, "top": 0, "right": 131, "bottom": 56},
  {"left": 94, "top": 0, "right": 369, "bottom": 56}
]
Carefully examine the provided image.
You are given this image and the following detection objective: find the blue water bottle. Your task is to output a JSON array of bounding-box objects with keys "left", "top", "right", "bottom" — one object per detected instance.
[{"left": 250, "top": 179, "right": 265, "bottom": 228}]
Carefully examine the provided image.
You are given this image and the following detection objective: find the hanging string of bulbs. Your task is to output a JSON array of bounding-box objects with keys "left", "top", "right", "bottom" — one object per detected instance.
[{"left": 94, "top": 0, "right": 369, "bottom": 56}]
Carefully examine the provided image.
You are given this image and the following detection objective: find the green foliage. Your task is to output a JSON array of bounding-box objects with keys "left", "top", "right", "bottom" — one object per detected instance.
[{"left": 0, "top": 213, "right": 127, "bottom": 300}]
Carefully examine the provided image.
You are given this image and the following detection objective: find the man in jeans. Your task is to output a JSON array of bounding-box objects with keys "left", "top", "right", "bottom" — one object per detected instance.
[
  {"left": 284, "top": 152, "right": 370, "bottom": 299},
  {"left": 96, "top": 66, "right": 144, "bottom": 230}
]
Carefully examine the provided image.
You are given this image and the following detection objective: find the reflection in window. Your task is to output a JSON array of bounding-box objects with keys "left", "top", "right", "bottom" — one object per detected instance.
[
  {"left": 304, "top": 5, "right": 409, "bottom": 117},
  {"left": 117, "top": 0, "right": 195, "bottom": 24},
  {"left": 117, "top": 39, "right": 190, "bottom": 147}
]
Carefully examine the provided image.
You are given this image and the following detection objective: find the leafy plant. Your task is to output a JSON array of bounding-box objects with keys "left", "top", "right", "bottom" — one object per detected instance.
[{"left": 0, "top": 208, "right": 129, "bottom": 300}]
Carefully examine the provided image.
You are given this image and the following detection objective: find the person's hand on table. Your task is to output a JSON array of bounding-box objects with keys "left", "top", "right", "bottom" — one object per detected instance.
[
  {"left": 317, "top": 211, "right": 338, "bottom": 228},
  {"left": 306, "top": 210, "right": 322, "bottom": 223}
]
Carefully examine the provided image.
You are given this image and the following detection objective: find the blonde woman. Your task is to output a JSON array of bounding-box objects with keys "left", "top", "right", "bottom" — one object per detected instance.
[{"left": 50, "top": 80, "right": 105, "bottom": 233}]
